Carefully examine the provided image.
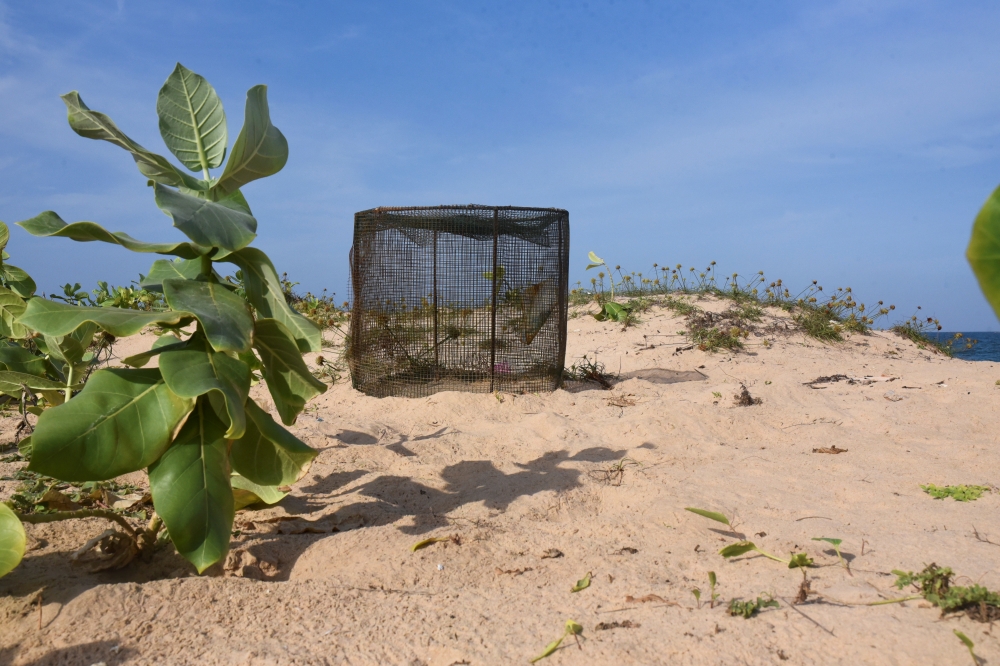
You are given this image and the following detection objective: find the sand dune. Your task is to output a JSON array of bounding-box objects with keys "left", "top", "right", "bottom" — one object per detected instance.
[{"left": 2, "top": 300, "right": 999, "bottom": 665}]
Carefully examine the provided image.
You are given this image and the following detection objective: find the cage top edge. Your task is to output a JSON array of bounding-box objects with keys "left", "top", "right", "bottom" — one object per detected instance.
[{"left": 357, "top": 204, "right": 568, "bottom": 215}]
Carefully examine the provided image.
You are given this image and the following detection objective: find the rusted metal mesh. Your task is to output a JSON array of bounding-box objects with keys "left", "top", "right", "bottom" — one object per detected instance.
[{"left": 349, "top": 205, "right": 569, "bottom": 398}]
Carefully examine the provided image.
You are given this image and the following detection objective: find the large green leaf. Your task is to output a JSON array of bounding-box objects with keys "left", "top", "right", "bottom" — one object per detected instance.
[
  {"left": 252, "top": 318, "right": 326, "bottom": 425},
  {"left": 0, "top": 503, "right": 25, "bottom": 579},
  {"left": 212, "top": 85, "right": 288, "bottom": 198},
  {"left": 17, "top": 297, "right": 190, "bottom": 338},
  {"left": 28, "top": 368, "right": 194, "bottom": 481},
  {"left": 225, "top": 248, "right": 322, "bottom": 352},
  {"left": 0, "top": 343, "right": 55, "bottom": 377},
  {"left": 148, "top": 399, "right": 233, "bottom": 573},
  {"left": 0, "top": 371, "right": 75, "bottom": 395},
  {"left": 157, "top": 63, "right": 227, "bottom": 174},
  {"left": 162, "top": 279, "right": 253, "bottom": 353},
  {"left": 231, "top": 473, "right": 287, "bottom": 510},
  {"left": 0, "top": 286, "right": 28, "bottom": 339},
  {"left": 61, "top": 91, "right": 205, "bottom": 191},
  {"left": 18, "top": 211, "right": 205, "bottom": 259},
  {"left": 230, "top": 399, "right": 317, "bottom": 486},
  {"left": 153, "top": 184, "right": 256, "bottom": 258},
  {"left": 0, "top": 221, "right": 8, "bottom": 253},
  {"left": 968, "top": 183, "right": 1000, "bottom": 321},
  {"left": 140, "top": 257, "right": 205, "bottom": 292},
  {"left": 2, "top": 264, "right": 35, "bottom": 299},
  {"left": 160, "top": 334, "right": 250, "bottom": 439}
]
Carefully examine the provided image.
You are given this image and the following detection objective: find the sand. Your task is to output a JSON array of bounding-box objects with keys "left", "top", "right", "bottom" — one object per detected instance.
[{"left": 1, "top": 299, "right": 999, "bottom": 665}]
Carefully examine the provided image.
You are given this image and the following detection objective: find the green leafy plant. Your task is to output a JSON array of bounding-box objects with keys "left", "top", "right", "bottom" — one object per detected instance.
[
  {"left": 921, "top": 484, "right": 991, "bottom": 502},
  {"left": 585, "top": 252, "right": 636, "bottom": 324},
  {"left": 728, "top": 595, "right": 779, "bottom": 618},
  {"left": 788, "top": 552, "right": 814, "bottom": 579},
  {"left": 0, "top": 63, "right": 324, "bottom": 578},
  {"left": 718, "top": 541, "right": 786, "bottom": 564},
  {"left": 892, "top": 564, "right": 1000, "bottom": 621},
  {"left": 530, "top": 619, "right": 583, "bottom": 663},
  {"left": 708, "top": 571, "right": 719, "bottom": 608},
  {"left": 692, "top": 586, "right": 701, "bottom": 608},
  {"left": 0, "top": 503, "right": 26, "bottom": 578}
]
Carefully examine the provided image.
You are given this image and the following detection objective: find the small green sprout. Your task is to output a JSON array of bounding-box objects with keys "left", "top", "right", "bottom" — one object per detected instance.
[
  {"left": 954, "top": 630, "right": 977, "bottom": 665},
  {"left": 719, "top": 541, "right": 786, "bottom": 564},
  {"left": 787, "top": 553, "right": 814, "bottom": 579},
  {"left": 728, "top": 595, "right": 779, "bottom": 618},
  {"left": 410, "top": 535, "right": 455, "bottom": 552},
  {"left": 692, "top": 587, "right": 701, "bottom": 608},
  {"left": 571, "top": 571, "right": 592, "bottom": 593},
  {"left": 921, "top": 484, "right": 990, "bottom": 502},
  {"left": 708, "top": 571, "right": 719, "bottom": 608},
  {"left": 712, "top": 391, "right": 722, "bottom": 399},
  {"left": 530, "top": 619, "right": 583, "bottom": 662},
  {"left": 812, "top": 537, "right": 848, "bottom": 571}
]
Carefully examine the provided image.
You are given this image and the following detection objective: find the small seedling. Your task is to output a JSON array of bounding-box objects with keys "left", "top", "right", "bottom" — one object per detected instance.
[
  {"left": 921, "top": 484, "right": 990, "bottom": 502},
  {"left": 712, "top": 391, "right": 722, "bottom": 399},
  {"left": 685, "top": 507, "right": 732, "bottom": 527},
  {"left": 728, "top": 595, "right": 779, "bottom": 619},
  {"left": 812, "top": 537, "right": 849, "bottom": 572},
  {"left": 692, "top": 587, "right": 701, "bottom": 608},
  {"left": 571, "top": 571, "right": 592, "bottom": 592},
  {"left": 708, "top": 571, "right": 719, "bottom": 608},
  {"left": 954, "top": 630, "right": 977, "bottom": 665},
  {"left": 788, "top": 552, "right": 814, "bottom": 578},
  {"left": 719, "top": 541, "right": 786, "bottom": 564},
  {"left": 530, "top": 619, "right": 583, "bottom": 662}
]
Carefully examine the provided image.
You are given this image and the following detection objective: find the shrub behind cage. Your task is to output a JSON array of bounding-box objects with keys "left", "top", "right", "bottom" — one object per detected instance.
[{"left": 349, "top": 205, "right": 570, "bottom": 398}]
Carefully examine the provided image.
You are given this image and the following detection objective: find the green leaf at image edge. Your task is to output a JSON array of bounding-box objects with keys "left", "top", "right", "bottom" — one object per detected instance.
[
  {"left": 28, "top": 368, "right": 194, "bottom": 481},
  {"left": 149, "top": 399, "right": 233, "bottom": 574},
  {"left": 967, "top": 183, "right": 1000, "bottom": 321},
  {"left": 0, "top": 286, "right": 28, "bottom": 339},
  {"left": 0, "top": 503, "right": 26, "bottom": 579}
]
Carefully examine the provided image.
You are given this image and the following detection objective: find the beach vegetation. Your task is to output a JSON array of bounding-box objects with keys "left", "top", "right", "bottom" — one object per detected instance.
[
  {"left": 0, "top": 63, "right": 324, "bottom": 578},
  {"left": 728, "top": 595, "right": 779, "bottom": 618},
  {"left": 921, "top": 484, "right": 991, "bottom": 501},
  {"left": 893, "top": 564, "right": 1000, "bottom": 622},
  {"left": 530, "top": 619, "right": 584, "bottom": 663}
]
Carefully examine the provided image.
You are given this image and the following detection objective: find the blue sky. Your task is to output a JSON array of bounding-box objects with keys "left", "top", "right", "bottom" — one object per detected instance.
[{"left": 3, "top": 1, "right": 1000, "bottom": 329}]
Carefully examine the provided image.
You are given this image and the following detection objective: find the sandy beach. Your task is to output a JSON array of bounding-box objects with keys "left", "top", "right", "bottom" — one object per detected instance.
[{"left": 1, "top": 298, "right": 998, "bottom": 665}]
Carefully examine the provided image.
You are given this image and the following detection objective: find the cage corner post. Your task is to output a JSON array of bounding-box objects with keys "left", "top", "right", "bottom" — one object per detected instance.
[{"left": 489, "top": 206, "right": 499, "bottom": 393}]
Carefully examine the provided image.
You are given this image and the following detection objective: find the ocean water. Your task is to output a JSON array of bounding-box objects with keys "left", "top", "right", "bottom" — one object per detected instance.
[{"left": 935, "top": 332, "right": 1000, "bottom": 362}]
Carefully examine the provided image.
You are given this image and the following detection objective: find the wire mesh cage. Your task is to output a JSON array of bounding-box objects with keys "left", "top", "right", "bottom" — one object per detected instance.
[{"left": 348, "top": 205, "right": 570, "bottom": 398}]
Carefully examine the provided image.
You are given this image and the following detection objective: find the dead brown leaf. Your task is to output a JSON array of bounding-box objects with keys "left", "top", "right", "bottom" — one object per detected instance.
[
  {"left": 625, "top": 594, "right": 669, "bottom": 604},
  {"left": 39, "top": 489, "right": 79, "bottom": 511},
  {"left": 812, "top": 446, "right": 848, "bottom": 454},
  {"left": 595, "top": 620, "right": 640, "bottom": 630},
  {"left": 540, "top": 548, "right": 564, "bottom": 559}
]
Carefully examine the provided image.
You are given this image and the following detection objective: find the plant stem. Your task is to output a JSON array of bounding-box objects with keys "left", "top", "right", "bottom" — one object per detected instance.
[
  {"left": 201, "top": 254, "right": 213, "bottom": 279},
  {"left": 64, "top": 364, "right": 74, "bottom": 403},
  {"left": 867, "top": 595, "right": 922, "bottom": 606},
  {"left": 752, "top": 546, "right": 789, "bottom": 564},
  {"left": 140, "top": 512, "right": 163, "bottom": 552},
  {"left": 18, "top": 508, "right": 137, "bottom": 538}
]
